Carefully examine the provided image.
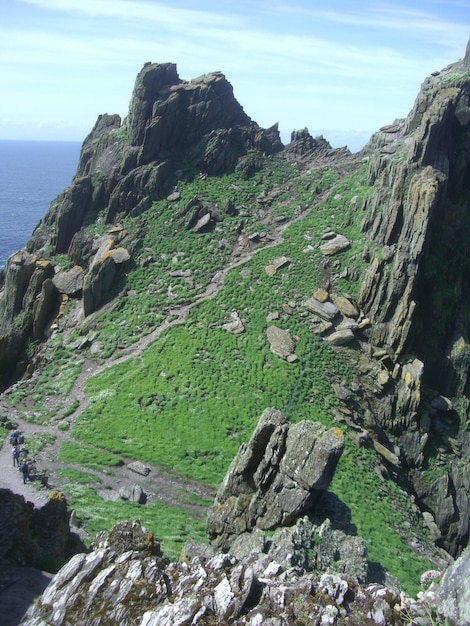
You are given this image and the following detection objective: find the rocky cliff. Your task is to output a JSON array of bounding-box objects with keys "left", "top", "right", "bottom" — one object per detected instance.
[
  {"left": 0, "top": 62, "right": 282, "bottom": 385},
  {"left": 0, "top": 43, "right": 470, "bottom": 599},
  {"left": 354, "top": 42, "right": 470, "bottom": 556}
]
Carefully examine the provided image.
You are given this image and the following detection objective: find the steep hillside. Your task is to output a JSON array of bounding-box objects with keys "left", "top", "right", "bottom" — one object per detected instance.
[{"left": 1, "top": 42, "right": 469, "bottom": 595}]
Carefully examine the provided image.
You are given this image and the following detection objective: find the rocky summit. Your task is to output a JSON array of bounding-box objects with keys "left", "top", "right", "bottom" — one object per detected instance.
[{"left": 1, "top": 41, "right": 470, "bottom": 626}]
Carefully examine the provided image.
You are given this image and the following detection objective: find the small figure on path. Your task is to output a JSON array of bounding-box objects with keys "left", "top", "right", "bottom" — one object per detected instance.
[
  {"left": 10, "top": 431, "right": 19, "bottom": 446},
  {"left": 12, "top": 445, "right": 19, "bottom": 466},
  {"left": 19, "top": 460, "right": 30, "bottom": 484}
]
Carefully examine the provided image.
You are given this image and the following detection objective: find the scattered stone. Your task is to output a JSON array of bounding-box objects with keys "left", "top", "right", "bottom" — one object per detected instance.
[
  {"left": 166, "top": 191, "right": 181, "bottom": 202},
  {"left": 128, "top": 461, "right": 150, "bottom": 476},
  {"left": 313, "top": 288, "right": 329, "bottom": 302},
  {"left": 266, "top": 326, "right": 295, "bottom": 360},
  {"left": 271, "top": 256, "right": 291, "bottom": 270},
  {"left": 332, "top": 384, "right": 352, "bottom": 401},
  {"left": 266, "top": 311, "right": 280, "bottom": 321},
  {"left": 118, "top": 485, "right": 147, "bottom": 504},
  {"left": 222, "top": 311, "right": 245, "bottom": 334},
  {"left": 192, "top": 212, "right": 212, "bottom": 233},
  {"left": 169, "top": 269, "right": 191, "bottom": 278},
  {"left": 373, "top": 440, "right": 400, "bottom": 467},
  {"left": 303, "top": 297, "right": 339, "bottom": 320},
  {"left": 320, "top": 234, "right": 350, "bottom": 256},
  {"left": 324, "top": 328, "right": 355, "bottom": 345},
  {"left": 334, "top": 295, "right": 359, "bottom": 318}
]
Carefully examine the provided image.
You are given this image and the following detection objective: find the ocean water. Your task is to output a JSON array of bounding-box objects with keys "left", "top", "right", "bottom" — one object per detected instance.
[{"left": 0, "top": 140, "right": 81, "bottom": 268}]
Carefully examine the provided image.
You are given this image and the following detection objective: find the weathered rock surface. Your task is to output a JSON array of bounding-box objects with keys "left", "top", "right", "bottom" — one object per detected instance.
[
  {"left": 206, "top": 408, "right": 344, "bottom": 552},
  {"left": 265, "top": 325, "right": 295, "bottom": 359},
  {"left": 0, "top": 489, "right": 83, "bottom": 567},
  {"left": 21, "top": 517, "right": 468, "bottom": 626},
  {"left": 436, "top": 548, "right": 470, "bottom": 625}
]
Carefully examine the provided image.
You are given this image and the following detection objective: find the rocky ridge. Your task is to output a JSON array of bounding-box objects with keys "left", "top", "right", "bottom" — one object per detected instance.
[{"left": 0, "top": 42, "right": 469, "bottom": 605}]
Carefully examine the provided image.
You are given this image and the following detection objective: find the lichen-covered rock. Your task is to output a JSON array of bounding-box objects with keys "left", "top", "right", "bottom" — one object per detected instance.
[
  {"left": 436, "top": 549, "right": 470, "bottom": 625},
  {"left": 206, "top": 408, "right": 344, "bottom": 551},
  {"left": 22, "top": 516, "right": 431, "bottom": 626}
]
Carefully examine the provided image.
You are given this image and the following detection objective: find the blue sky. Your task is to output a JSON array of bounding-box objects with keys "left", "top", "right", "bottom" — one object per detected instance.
[{"left": 0, "top": 0, "right": 468, "bottom": 151}]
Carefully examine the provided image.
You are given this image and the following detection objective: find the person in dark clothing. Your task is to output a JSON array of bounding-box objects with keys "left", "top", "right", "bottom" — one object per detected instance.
[
  {"left": 12, "top": 445, "right": 19, "bottom": 466},
  {"left": 19, "top": 460, "right": 29, "bottom": 484}
]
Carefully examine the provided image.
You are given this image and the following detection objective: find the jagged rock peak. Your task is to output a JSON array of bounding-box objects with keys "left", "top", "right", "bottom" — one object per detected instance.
[
  {"left": 464, "top": 39, "right": 470, "bottom": 66},
  {"left": 123, "top": 61, "right": 270, "bottom": 164}
]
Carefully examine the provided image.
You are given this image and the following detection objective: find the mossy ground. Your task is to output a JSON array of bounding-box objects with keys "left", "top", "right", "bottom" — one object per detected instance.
[{"left": 2, "top": 155, "right": 439, "bottom": 594}]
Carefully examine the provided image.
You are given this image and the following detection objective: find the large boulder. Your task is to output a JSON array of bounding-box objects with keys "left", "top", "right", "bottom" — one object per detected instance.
[
  {"left": 206, "top": 408, "right": 344, "bottom": 551},
  {"left": 436, "top": 549, "right": 470, "bottom": 625}
]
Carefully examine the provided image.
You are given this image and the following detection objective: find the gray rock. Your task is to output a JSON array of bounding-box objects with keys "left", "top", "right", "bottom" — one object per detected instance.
[
  {"left": 436, "top": 549, "right": 470, "bottom": 625},
  {"left": 320, "top": 234, "right": 350, "bottom": 255},
  {"left": 118, "top": 485, "right": 146, "bottom": 504},
  {"left": 222, "top": 310, "right": 245, "bottom": 334},
  {"left": 266, "top": 326, "right": 295, "bottom": 359},
  {"left": 333, "top": 295, "right": 359, "bottom": 317},
  {"left": 324, "top": 328, "right": 355, "bottom": 345},
  {"left": 206, "top": 408, "right": 344, "bottom": 552},
  {"left": 192, "top": 212, "right": 211, "bottom": 233},
  {"left": 128, "top": 461, "right": 150, "bottom": 476},
  {"left": 303, "top": 297, "right": 339, "bottom": 320},
  {"left": 52, "top": 266, "right": 85, "bottom": 295}
]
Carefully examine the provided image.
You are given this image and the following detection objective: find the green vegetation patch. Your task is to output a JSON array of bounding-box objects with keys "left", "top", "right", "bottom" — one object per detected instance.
[
  {"left": 62, "top": 484, "right": 207, "bottom": 561},
  {"left": 58, "top": 441, "right": 123, "bottom": 471},
  {"left": 57, "top": 468, "right": 100, "bottom": 485}
]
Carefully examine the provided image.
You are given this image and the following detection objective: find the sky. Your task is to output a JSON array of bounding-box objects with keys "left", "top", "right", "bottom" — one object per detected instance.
[{"left": 0, "top": 1, "right": 469, "bottom": 152}]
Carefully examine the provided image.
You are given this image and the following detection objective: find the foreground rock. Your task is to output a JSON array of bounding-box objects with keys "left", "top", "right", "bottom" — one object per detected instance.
[
  {"left": 0, "top": 489, "right": 83, "bottom": 567},
  {"left": 206, "top": 407, "right": 345, "bottom": 552},
  {"left": 22, "top": 518, "right": 470, "bottom": 626}
]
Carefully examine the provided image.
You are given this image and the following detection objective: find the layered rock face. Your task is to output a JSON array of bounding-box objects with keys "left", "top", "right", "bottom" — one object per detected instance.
[{"left": 356, "top": 47, "right": 470, "bottom": 556}]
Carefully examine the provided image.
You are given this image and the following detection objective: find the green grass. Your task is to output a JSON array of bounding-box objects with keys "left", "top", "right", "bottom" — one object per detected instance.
[
  {"left": 58, "top": 441, "right": 124, "bottom": 471},
  {"left": 25, "top": 432, "right": 56, "bottom": 455},
  {"left": 62, "top": 483, "right": 207, "bottom": 560},
  {"left": 57, "top": 468, "right": 100, "bottom": 484},
  {"left": 330, "top": 441, "right": 433, "bottom": 595}
]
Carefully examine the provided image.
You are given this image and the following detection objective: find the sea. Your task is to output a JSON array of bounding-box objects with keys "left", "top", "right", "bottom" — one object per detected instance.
[{"left": 0, "top": 140, "right": 82, "bottom": 269}]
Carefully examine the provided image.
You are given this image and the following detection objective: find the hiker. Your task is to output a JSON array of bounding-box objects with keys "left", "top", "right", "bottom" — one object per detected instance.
[
  {"left": 19, "top": 460, "right": 30, "bottom": 484},
  {"left": 11, "top": 445, "right": 19, "bottom": 466},
  {"left": 10, "top": 431, "right": 18, "bottom": 446}
]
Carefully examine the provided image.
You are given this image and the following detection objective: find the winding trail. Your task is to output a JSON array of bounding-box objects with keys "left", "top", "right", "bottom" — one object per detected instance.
[{"left": 0, "top": 228, "right": 284, "bottom": 510}]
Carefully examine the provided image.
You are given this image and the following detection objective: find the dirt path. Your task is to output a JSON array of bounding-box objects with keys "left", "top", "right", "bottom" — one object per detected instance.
[{"left": 0, "top": 230, "right": 275, "bottom": 512}]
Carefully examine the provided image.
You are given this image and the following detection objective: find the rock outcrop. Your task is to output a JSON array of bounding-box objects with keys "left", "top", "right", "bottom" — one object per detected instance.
[
  {"left": 206, "top": 408, "right": 344, "bottom": 552},
  {"left": 354, "top": 45, "right": 470, "bottom": 556},
  {"left": 0, "top": 489, "right": 83, "bottom": 568},
  {"left": 20, "top": 456, "right": 470, "bottom": 626}
]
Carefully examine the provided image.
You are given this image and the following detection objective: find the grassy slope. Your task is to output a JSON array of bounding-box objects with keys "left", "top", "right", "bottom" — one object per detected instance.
[{"left": 5, "top": 155, "right": 435, "bottom": 592}]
